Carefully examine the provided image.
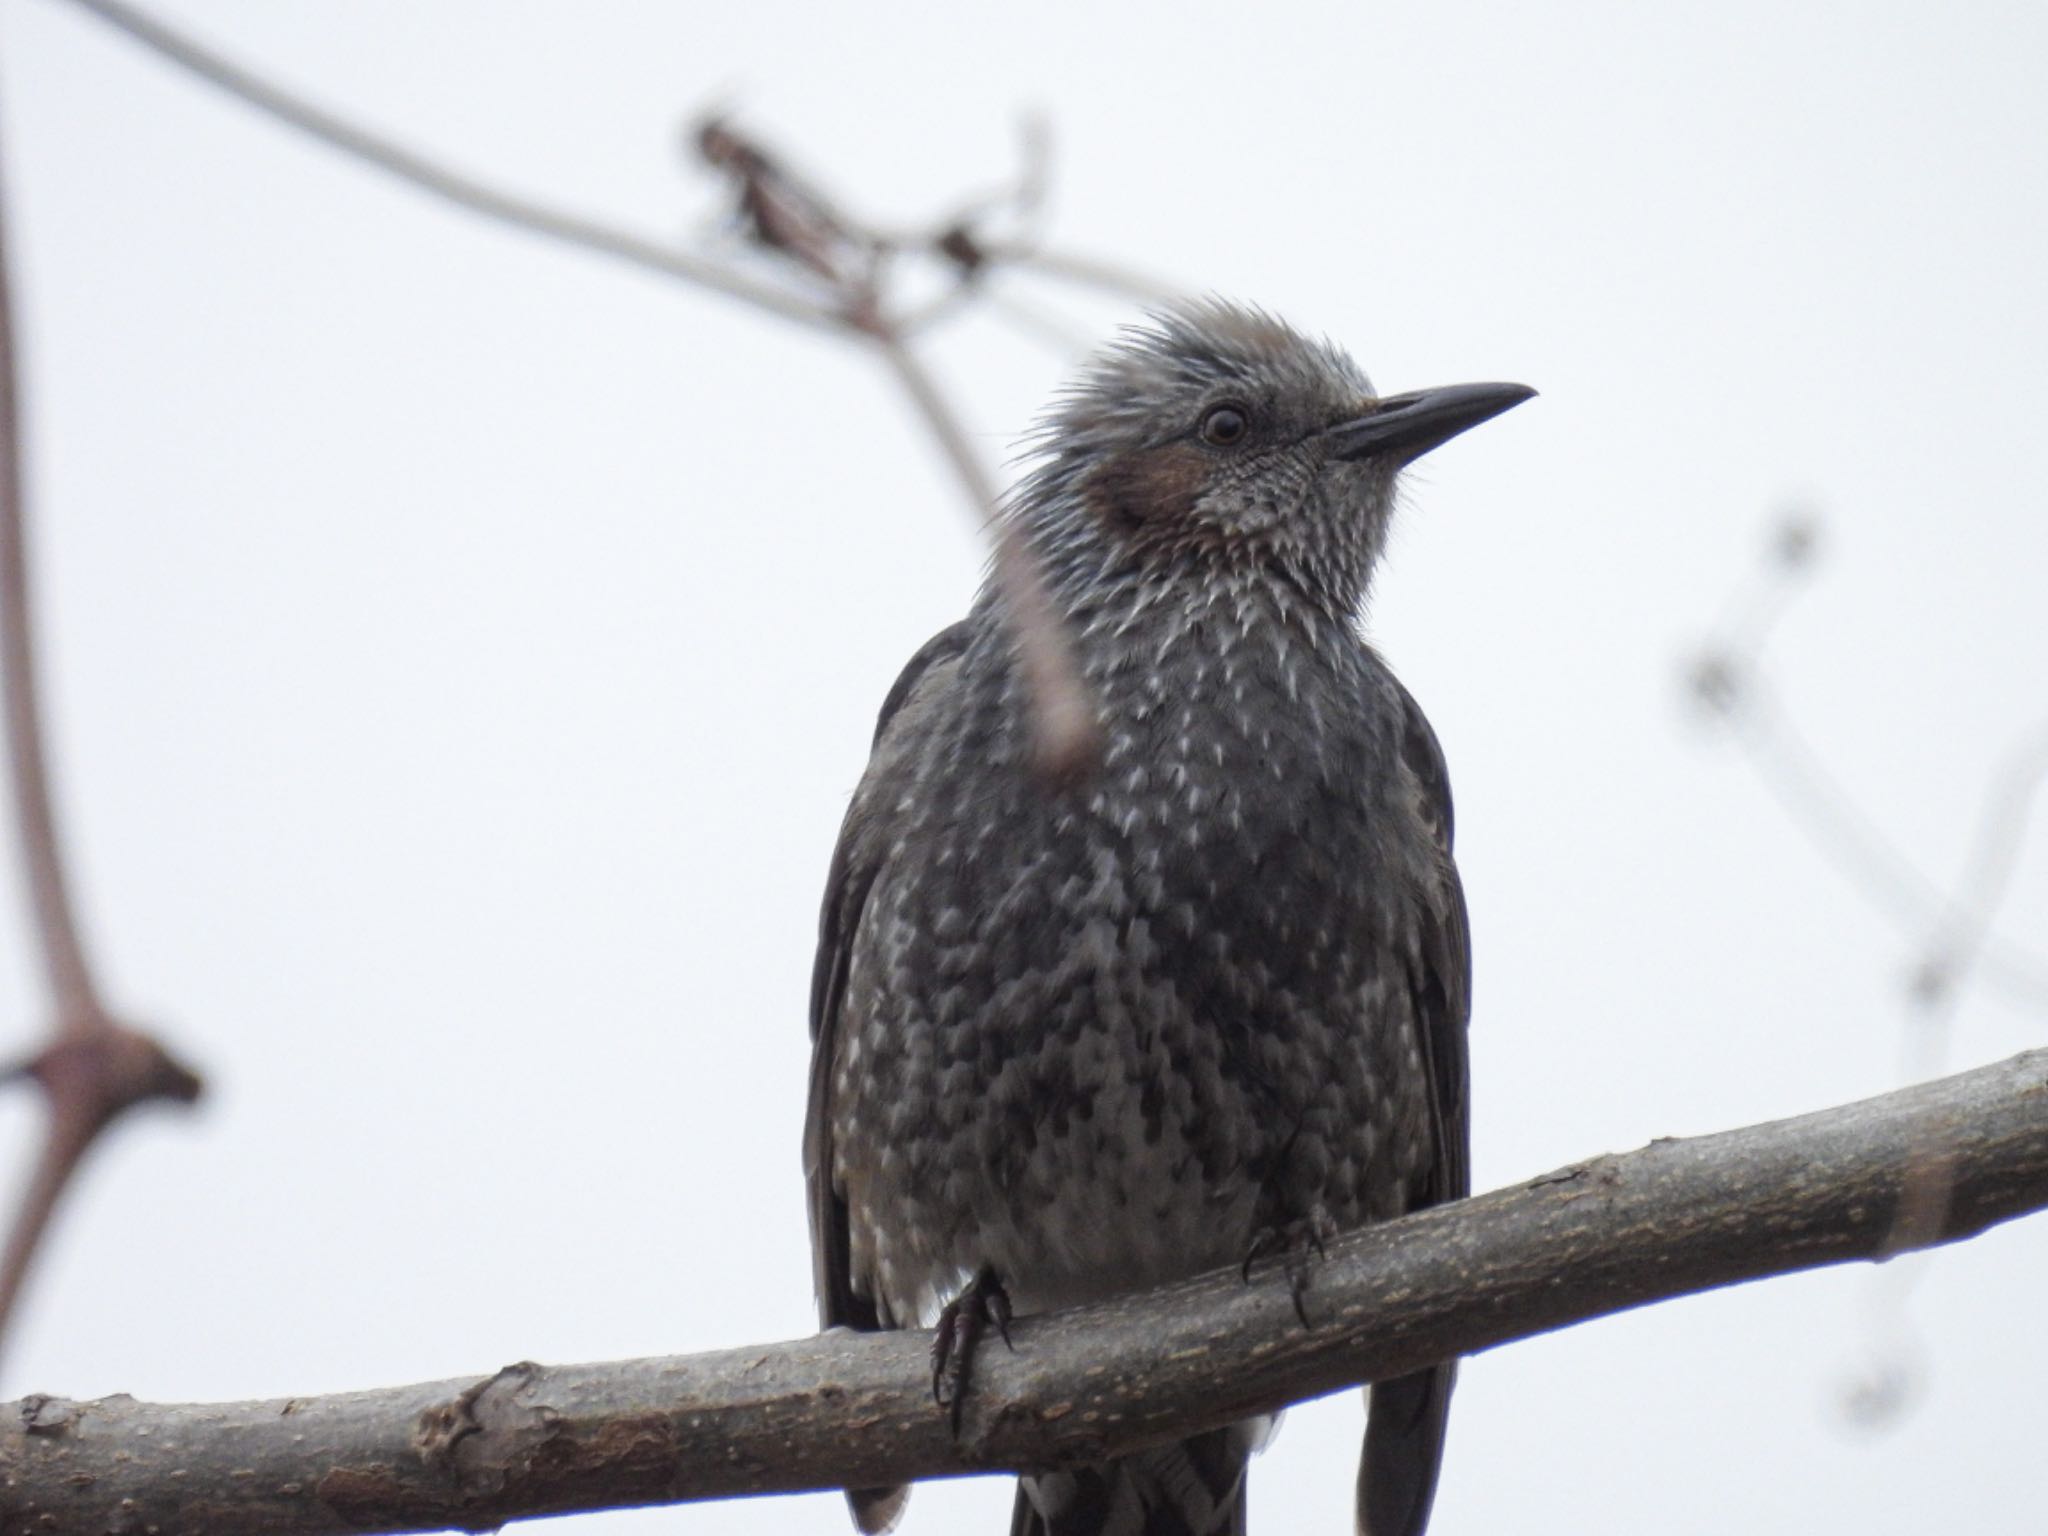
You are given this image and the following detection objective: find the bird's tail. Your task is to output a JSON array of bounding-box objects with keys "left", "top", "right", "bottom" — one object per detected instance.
[
  {"left": 1009, "top": 1423, "right": 1265, "bottom": 1536},
  {"left": 1357, "top": 1363, "right": 1456, "bottom": 1536}
]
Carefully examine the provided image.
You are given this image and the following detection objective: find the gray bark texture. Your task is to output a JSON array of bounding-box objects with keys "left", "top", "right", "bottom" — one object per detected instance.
[{"left": 3, "top": 1049, "right": 2044, "bottom": 1536}]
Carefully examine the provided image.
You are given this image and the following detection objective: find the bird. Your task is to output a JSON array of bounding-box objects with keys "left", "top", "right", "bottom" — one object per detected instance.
[{"left": 804, "top": 300, "right": 1530, "bottom": 1536}]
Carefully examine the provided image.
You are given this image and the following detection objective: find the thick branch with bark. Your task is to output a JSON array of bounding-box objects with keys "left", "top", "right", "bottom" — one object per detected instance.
[{"left": 3, "top": 1050, "right": 2042, "bottom": 1536}]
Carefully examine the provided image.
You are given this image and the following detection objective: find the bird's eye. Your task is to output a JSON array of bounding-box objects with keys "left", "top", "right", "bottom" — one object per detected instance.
[{"left": 1198, "top": 403, "right": 1250, "bottom": 447}]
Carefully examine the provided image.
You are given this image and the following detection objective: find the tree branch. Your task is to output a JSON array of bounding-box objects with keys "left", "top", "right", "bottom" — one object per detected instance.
[
  {"left": 58, "top": 0, "right": 839, "bottom": 332},
  {"left": 1686, "top": 513, "right": 2048, "bottom": 1011},
  {"left": 868, "top": 333, "right": 1100, "bottom": 779},
  {"left": 0, "top": 125, "right": 96, "bottom": 1030},
  {"left": 4, "top": 1050, "right": 2042, "bottom": 1535},
  {"left": 0, "top": 100, "right": 202, "bottom": 1373},
  {"left": 53, "top": 0, "right": 1122, "bottom": 781}
]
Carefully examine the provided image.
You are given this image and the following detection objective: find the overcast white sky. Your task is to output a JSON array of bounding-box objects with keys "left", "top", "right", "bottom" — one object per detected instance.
[{"left": 2, "top": 3, "right": 2044, "bottom": 1532}]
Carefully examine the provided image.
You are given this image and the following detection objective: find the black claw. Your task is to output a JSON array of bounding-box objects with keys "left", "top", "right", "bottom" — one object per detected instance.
[
  {"left": 989, "top": 1284, "right": 1015, "bottom": 1351},
  {"left": 929, "top": 1313, "right": 958, "bottom": 1407},
  {"left": 1240, "top": 1226, "right": 1279, "bottom": 1285},
  {"left": 1241, "top": 1206, "right": 1336, "bottom": 1329},
  {"left": 930, "top": 1267, "right": 1011, "bottom": 1433},
  {"left": 1289, "top": 1268, "right": 1314, "bottom": 1329}
]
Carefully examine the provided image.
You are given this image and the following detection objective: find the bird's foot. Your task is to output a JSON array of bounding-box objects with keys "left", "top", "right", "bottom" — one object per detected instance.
[
  {"left": 931, "top": 1265, "right": 1013, "bottom": 1432},
  {"left": 1241, "top": 1204, "right": 1338, "bottom": 1327}
]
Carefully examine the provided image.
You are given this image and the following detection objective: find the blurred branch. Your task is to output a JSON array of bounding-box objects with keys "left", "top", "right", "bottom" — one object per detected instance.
[
  {"left": 0, "top": 183, "right": 95, "bottom": 1027},
  {"left": 1908, "top": 717, "right": 2048, "bottom": 1012},
  {"left": 53, "top": 0, "right": 1182, "bottom": 779},
  {"left": 976, "top": 241, "right": 1185, "bottom": 309},
  {"left": 59, "top": 0, "right": 838, "bottom": 330},
  {"left": 1686, "top": 511, "right": 2048, "bottom": 1012},
  {"left": 870, "top": 335, "right": 1099, "bottom": 778},
  {"left": 0, "top": 124, "right": 202, "bottom": 1367},
  {"left": 1687, "top": 511, "right": 2048, "bottom": 1429},
  {"left": 3, "top": 1049, "right": 2044, "bottom": 1534},
  {"left": 1843, "top": 716, "right": 2048, "bottom": 1423},
  {"left": 694, "top": 113, "right": 879, "bottom": 299}
]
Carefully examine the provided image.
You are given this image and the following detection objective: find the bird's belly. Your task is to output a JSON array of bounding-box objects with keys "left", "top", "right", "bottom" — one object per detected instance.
[
  {"left": 838, "top": 900, "right": 1261, "bottom": 1319},
  {"left": 963, "top": 1114, "right": 1265, "bottom": 1317},
  {"left": 837, "top": 858, "right": 1423, "bottom": 1324},
  {"left": 960, "top": 976, "right": 1270, "bottom": 1317}
]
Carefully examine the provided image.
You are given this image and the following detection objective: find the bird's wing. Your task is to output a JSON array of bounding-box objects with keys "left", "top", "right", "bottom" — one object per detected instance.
[
  {"left": 1393, "top": 677, "right": 1471, "bottom": 1210},
  {"left": 1359, "top": 679, "right": 1472, "bottom": 1536},
  {"left": 805, "top": 621, "right": 971, "bottom": 1536},
  {"left": 805, "top": 619, "right": 972, "bottom": 1337}
]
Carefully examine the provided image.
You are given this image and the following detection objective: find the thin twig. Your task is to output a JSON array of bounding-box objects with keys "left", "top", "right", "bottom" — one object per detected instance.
[
  {"left": 0, "top": 1033, "right": 199, "bottom": 1358},
  {"left": 871, "top": 333, "right": 1100, "bottom": 777},
  {"left": 1687, "top": 514, "right": 2048, "bottom": 1012},
  {"left": 912, "top": 111, "right": 1053, "bottom": 253},
  {"left": 1910, "top": 717, "right": 2048, "bottom": 1007},
  {"left": 1840, "top": 716, "right": 2048, "bottom": 1423},
  {"left": 59, "top": 0, "right": 1116, "bottom": 780},
  {"left": 898, "top": 239, "right": 1186, "bottom": 339},
  {"left": 1688, "top": 514, "right": 2048, "bottom": 1429},
  {"left": 686, "top": 112, "right": 1103, "bottom": 772},
  {"left": 0, "top": 122, "right": 203, "bottom": 1370},
  {"left": 979, "top": 287, "right": 1108, "bottom": 357},
  {"left": 1730, "top": 680, "right": 2048, "bottom": 1008},
  {"left": 983, "top": 242, "right": 1186, "bottom": 309},
  {"left": 0, "top": 158, "right": 96, "bottom": 1028},
  {"left": 59, "top": 0, "right": 838, "bottom": 332},
  {"left": 695, "top": 114, "right": 878, "bottom": 294}
]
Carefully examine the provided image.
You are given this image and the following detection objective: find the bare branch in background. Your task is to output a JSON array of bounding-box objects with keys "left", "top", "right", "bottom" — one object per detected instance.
[
  {"left": 685, "top": 114, "right": 1103, "bottom": 775},
  {"left": 0, "top": 198, "right": 95, "bottom": 1027},
  {"left": 1685, "top": 508, "right": 2048, "bottom": 1428},
  {"left": 4, "top": 0, "right": 1193, "bottom": 1373},
  {"left": 58, "top": 0, "right": 1200, "bottom": 779},
  {"left": 1908, "top": 719, "right": 2048, "bottom": 1013},
  {"left": 695, "top": 113, "right": 881, "bottom": 295},
  {"left": 919, "top": 111, "right": 1053, "bottom": 255},
  {"left": 870, "top": 335, "right": 1101, "bottom": 778},
  {"left": 3, "top": 1050, "right": 2044, "bottom": 1536},
  {"left": 0, "top": 123, "right": 202, "bottom": 1370},
  {"left": 975, "top": 289, "right": 1108, "bottom": 357},
  {"left": 56, "top": 0, "right": 839, "bottom": 330},
  {"left": 1685, "top": 508, "right": 2048, "bottom": 1012},
  {"left": 975, "top": 242, "right": 1186, "bottom": 310}
]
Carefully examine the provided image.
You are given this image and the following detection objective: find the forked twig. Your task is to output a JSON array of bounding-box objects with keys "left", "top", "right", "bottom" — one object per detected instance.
[
  {"left": 0, "top": 125, "right": 202, "bottom": 1370},
  {"left": 58, "top": 0, "right": 1166, "bottom": 775},
  {"left": 870, "top": 334, "right": 1100, "bottom": 778},
  {"left": 62, "top": 0, "right": 838, "bottom": 331},
  {"left": 5, "top": 0, "right": 1187, "bottom": 1362},
  {"left": 1686, "top": 509, "right": 2048, "bottom": 1427},
  {"left": 1686, "top": 512, "right": 2048, "bottom": 1011}
]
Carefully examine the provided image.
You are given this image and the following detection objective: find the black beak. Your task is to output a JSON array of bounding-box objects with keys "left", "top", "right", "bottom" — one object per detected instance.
[{"left": 1323, "top": 381, "right": 1535, "bottom": 466}]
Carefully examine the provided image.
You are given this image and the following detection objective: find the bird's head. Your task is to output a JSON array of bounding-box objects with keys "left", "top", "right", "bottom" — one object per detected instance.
[{"left": 1013, "top": 301, "right": 1532, "bottom": 618}]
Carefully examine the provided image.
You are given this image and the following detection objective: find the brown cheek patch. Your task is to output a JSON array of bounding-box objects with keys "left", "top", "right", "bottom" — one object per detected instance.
[{"left": 1084, "top": 442, "right": 1209, "bottom": 536}]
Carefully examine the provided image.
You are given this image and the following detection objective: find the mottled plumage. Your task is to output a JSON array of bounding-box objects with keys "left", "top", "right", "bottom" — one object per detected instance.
[{"left": 806, "top": 303, "right": 1529, "bottom": 1536}]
